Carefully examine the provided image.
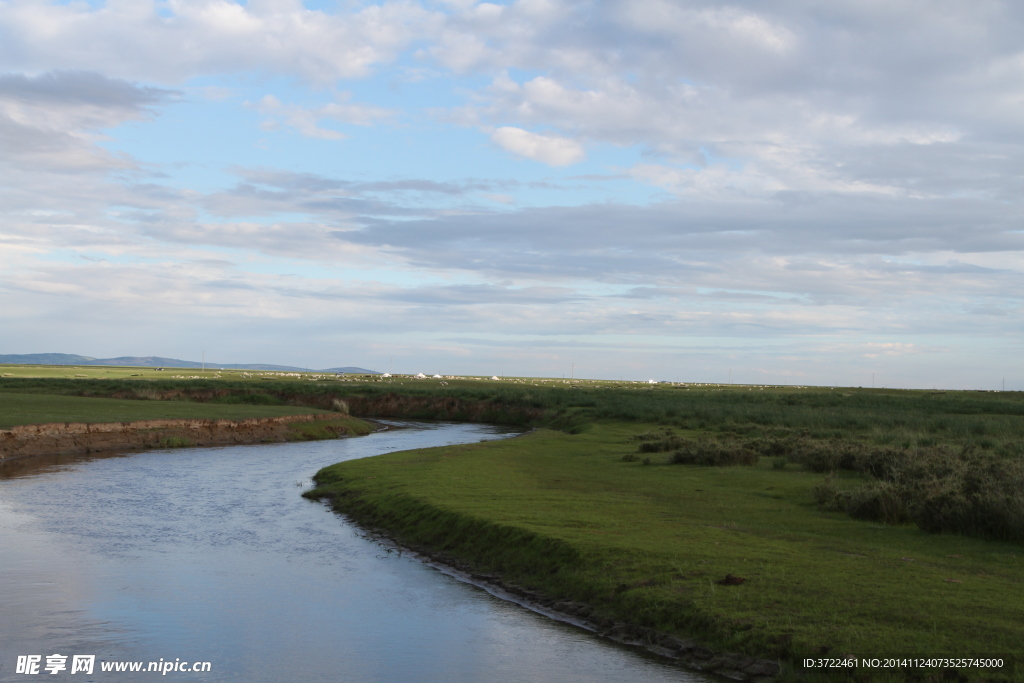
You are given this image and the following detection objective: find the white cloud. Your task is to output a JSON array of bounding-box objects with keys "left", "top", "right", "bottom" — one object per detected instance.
[
  {"left": 490, "top": 126, "right": 584, "bottom": 166},
  {"left": 0, "top": 71, "right": 175, "bottom": 172},
  {"left": 481, "top": 193, "right": 515, "bottom": 204},
  {"left": 619, "top": 1, "right": 796, "bottom": 55},
  {"left": 252, "top": 93, "right": 395, "bottom": 140},
  {"left": 0, "top": 0, "right": 441, "bottom": 84}
]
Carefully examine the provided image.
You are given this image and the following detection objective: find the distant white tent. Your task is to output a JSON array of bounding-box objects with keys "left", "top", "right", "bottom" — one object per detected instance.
[
  {"left": 415, "top": 372, "right": 427, "bottom": 379},
  {"left": 647, "top": 379, "right": 658, "bottom": 384},
  {"left": 432, "top": 374, "right": 442, "bottom": 378},
  {"left": 490, "top": 376, "right": 500, "bottom": 381},
  {"left": 381, "top": 373, "right": 391, "bottom": 378}
]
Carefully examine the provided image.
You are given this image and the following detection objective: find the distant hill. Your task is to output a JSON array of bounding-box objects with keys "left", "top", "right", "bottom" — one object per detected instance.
[
  {"left": 0, "top": 353, "right": 378, "bottom": 374},
  {"left": 90, "top": 356, "right": 210, "bottom": 368},
  {"left": 0, "top": 353, "right": 97, "bottom": 365}
]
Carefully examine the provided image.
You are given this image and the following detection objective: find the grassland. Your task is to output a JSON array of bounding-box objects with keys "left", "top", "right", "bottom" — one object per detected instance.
[
  {"left": 4, "top": 364, "right": 1024, "bottom": 678},
  {"left": 0, "top": 391, "right": 339, "bottom": 429},
  {"left": 307, "top": 423, "right": 1024, "bottom": 680}
]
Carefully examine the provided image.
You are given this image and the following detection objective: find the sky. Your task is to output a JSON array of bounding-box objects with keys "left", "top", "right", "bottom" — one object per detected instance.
[{"left": 0, "top": 0, "right": 1021, "bottom": 388}]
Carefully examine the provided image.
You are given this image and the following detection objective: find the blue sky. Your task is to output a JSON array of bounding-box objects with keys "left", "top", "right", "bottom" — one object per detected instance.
[{"left": 0, "top": 0, "right": 1022, "bottom": 388}]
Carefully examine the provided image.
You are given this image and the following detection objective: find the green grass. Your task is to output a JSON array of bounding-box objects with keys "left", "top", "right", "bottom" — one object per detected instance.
[
  {"left": 307, "top": 422, "right": 1024, "bottom": 679},
  {"left": 0, "top": 392, "right": 335, "bottom": 428},
  {"left": 285, "top": 415, "right": 376, "bottom": 439}
]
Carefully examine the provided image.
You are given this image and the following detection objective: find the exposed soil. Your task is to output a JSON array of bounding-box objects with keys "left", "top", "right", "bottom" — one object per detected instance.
[{"left": 0, "top": 414, "right": 350, "bottom": 461}]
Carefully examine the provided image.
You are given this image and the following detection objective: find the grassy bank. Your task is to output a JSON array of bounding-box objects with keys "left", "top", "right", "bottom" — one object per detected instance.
[
  {"left": 0, "top": 391, "right": 343, "bottom": 429},
  {"left": 307, "top": 422, "right": 1024, "bottom": 680}
]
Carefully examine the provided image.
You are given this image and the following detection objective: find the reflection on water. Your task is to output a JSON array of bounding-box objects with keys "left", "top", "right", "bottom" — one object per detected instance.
[{"left": 0, "top": 422, "right": 709, "bottom": 682}]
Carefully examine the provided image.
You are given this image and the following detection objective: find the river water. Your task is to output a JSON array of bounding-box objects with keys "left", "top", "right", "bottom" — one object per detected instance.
[{"left": 0, "top": 422, "right": 711, "bottom": 682}]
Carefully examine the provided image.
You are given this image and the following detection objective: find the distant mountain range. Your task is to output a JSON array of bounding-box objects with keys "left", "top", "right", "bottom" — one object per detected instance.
[{"left": 0, "top": 353, "right": 379, "bottom": 374}]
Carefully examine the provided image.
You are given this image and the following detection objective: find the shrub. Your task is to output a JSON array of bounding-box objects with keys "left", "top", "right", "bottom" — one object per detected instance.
[
  {"left": 845, "top": 482, "right": 912, "bottom": 525},
  {"left": 812, "top": 476, "right": 848, "bottom": 512},
  {"left": 636, "top": 434, "right": 684, "bottom": 453},
  {"left": 669, "top": 437, "right": 758, "bottom": 466},
  {"left": 814, "top": 446, "right": 1024, "bottom": 541}
]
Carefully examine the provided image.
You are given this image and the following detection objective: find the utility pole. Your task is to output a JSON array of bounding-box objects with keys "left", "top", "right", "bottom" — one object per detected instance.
[{"left": 571, "top": 362, "right": 574, "bottom": 380}]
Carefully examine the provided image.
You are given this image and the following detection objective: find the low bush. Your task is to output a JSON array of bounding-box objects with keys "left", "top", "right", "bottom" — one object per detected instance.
[
  {"left": 668, "top": 437, "right": 759, "bottom": 466},
  {"left": 636, "top": 434, "right": 683, "bottom": 453},
  {"left": 814, "top": 446, "right": 1024, "bottom": 541}
]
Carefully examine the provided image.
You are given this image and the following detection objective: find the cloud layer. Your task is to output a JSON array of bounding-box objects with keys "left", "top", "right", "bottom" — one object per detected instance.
[{"left": 0, "top": 0, "right": 1021, "bottom": 387}]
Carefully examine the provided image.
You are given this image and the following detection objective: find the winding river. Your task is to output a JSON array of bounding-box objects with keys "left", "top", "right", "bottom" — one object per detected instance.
[{"left": 0, "top": 422, "right": 711, "bottom": 682}]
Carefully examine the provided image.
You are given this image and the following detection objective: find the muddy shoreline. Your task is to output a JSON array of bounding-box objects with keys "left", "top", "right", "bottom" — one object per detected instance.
[{"left": 0, "top": 413, "right": 351, "bottom": 462}]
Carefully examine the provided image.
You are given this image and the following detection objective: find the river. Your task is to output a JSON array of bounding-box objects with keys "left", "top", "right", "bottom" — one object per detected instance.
[{"left": 0, "top": 421, "right": 712, "bottom": 682}]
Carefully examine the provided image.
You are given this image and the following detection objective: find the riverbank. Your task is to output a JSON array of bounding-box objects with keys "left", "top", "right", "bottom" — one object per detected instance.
[
  {"left": 0, "top": 391, "right": 353, "bottom": 429},
  {"left": 306, "top": 422, "right": 1024, "bottom": 682},
  {"left": 0, "top": 413, "right": 375, "bottom": 461},
  {"left": 345, "top": 515, "right": 782, "bottom": 681}
]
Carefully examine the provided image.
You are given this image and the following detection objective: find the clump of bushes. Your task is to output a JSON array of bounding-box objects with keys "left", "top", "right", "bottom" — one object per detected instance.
[
  {"left": 632, "top": 426, "right": 1024, "bottom": 541},
  {"left": 638, "top": 436, "right": 683, "bottom": 453},
  {"left": 668, "top": 436, "right": 759, "bottom": 467},
  {"left": 630, "top": 431, "right": 764, "bottom": 466},
  {"left": 632, "top": 429, "right": 683, "bottom": 453},
  {"left": 814, "top": 477, "right": 911, "bottom": 525},
  {"left": 814, "top": 446, "right": 1024, "bottom": 541}
]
